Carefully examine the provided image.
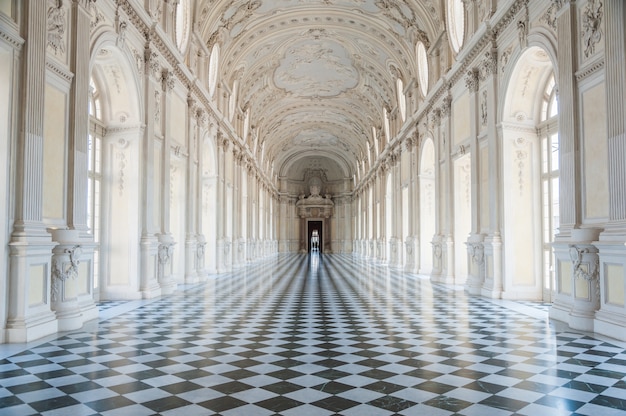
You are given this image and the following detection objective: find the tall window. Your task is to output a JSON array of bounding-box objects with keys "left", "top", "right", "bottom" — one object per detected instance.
[
  {"left": 446, "top": 0, "right": 465, "bottom": 53},
  {"left": 540, "top": 73, "right": 559, "bottom": 300},
  {"left": 416, "top": 41, "right": 429, "bottom": 97},
  {"left": 175, "top": 0, "right": 191, "bottom": 53},
  {"left": 208, "top": 44, "right": 220, "bottom": 98},
  {"left": 88, "top": 78, "right": 103, "bottom": 290},
  {"left": 397, "top": 78, "right": 406, "bottom": 122}
]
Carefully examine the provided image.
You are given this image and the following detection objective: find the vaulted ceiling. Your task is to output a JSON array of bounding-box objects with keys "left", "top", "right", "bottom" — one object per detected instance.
[{"left": 194, "top": 0, "right": 442, "bottom": 184}]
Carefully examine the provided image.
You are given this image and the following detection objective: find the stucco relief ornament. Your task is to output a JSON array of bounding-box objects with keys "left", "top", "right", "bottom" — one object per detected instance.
[
  {"left": 196, "top": 241, "right": 206, "bottom": 262},
  {"left": 89, "top": 1, "right": 105, "bottom": 31},
  {"left": 432, "top": 242, "right": 442, "bottom": 259},
  {"left": 158, "top": 243, "right": 174, "bottom": 266},
  {"left": 47, "top": 0, "right": 66, "bottom": 55},
  {"left": 465, "top": 69, "right": 479, "bottom": 92},
  {"left": 480, "top": 90, "right": 488, "bottom": 126},
  {"left": 51, "top": 245, "right": 82, "bottom": 303},
  {"left": 468, "top": 243, "right": 484, "bottom": 265},
  {"left": 116, "top": 19, "right": 127, "bottom": 47},
  {"left": 582, "top": 0, "right": 603, "bottom": 58},
  {"left": 542, "top": 2, "right": 559, "bottom": 30},
  {"left": 162, "top": 69, "right": 176, "bottom": 91}
]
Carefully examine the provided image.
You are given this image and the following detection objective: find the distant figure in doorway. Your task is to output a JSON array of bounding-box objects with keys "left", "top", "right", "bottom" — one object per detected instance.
[{"left": 311, "top": 229, "right": 319, "bottom": 252}]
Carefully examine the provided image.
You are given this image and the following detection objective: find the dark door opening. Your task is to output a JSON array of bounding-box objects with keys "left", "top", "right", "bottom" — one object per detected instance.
[{"left": 308, "top": 221, "right": 323, "bottom": 253}]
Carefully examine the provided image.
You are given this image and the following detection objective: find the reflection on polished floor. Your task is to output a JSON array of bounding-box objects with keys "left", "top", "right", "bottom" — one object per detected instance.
[{"left": 1, "top": 254, "right": 625, "bottom": 416}]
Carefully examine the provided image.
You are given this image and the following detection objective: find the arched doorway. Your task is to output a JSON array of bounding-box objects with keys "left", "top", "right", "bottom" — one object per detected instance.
[
  {"left": 501, "top": 46, "right": 559, "bottom": 301},
  {"left": 89, "top": 42, "right": 142, "bottom": 300},
  {"left": 419, "top": 138, "right": 436, "bottom": 274},
  {"left": 202, "top": 132, "right": 218, "bottom": 273}
]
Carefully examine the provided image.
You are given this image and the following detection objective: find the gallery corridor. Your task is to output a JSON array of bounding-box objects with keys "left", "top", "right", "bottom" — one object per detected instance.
[{"left": 1, "top": 254, "right": 625, "bottom": 416}]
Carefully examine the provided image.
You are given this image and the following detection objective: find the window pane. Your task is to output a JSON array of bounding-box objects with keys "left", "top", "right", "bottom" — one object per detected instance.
[{"left": 551, "top": 134, "right": 559, "bottom": 171}]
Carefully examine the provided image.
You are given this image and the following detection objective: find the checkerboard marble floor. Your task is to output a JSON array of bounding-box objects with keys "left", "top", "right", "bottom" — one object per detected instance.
[{"left": 1, "top": 253, "right": 626, "bottom": 416}]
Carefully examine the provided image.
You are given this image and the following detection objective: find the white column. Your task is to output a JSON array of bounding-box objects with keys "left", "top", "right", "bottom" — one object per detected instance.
[
  {"left": 465, "top": 68, "right": 484, "bottom": 295},
  {"left": 156, "top": 69, "right": 176, "bottom": 294},
  {"left": 184, "top": 97, "right": 200, "bottom": 282},
  {"left": 7, "top": 0, "right": 58, "bottom": 342},
  {"left": 594, "top": 0, "right": 626, "bottom": 341},
  {"left": 138, "top": 44, "right": 162, "bottom": 299}
]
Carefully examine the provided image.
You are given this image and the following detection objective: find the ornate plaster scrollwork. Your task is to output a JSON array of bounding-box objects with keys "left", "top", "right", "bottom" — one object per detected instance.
[
  {"left": 51, "top": 245, "right": 82, "bottom": 303},
  {"left": 145, "top": 48, "right": 161, "bottom": 77},
  {"left": 440, "top": 96, "right": 452, "bottom": 117},
  {"left": 158, "top": 243, "right": 174, "bottom": 266},
  {"left": 116, "top": 148, "right": 126, "bottom": 196},
  {"left": 582, "top": 0, "right": 603, "bottom": 58},
  {"left": 569, "top": 245, "right": 599, "bottom": 282},
  {"left": 468, "top": 242, "right": 485, "bottom": 265},
  {"left": 89, "top": 1, "right": 105, "bottom": 31},
  {"left": 47, "top": 0, "right": 66, "bottom": 55},
  {"left": 480, "top": 90, "right": 488, "bottom": 126},
  {"left": 480, "top": 51, "right": 498, "bottom": 80},
  {"left": 542, "top": 2, "right": 559, "bottom": 30},
  {"left": 162, "top": 69, "right": 176, "bottom": 91},
  {"left": 501, "top": 46, "right": 513, "bottom": 74},
  {"left": 568, "top": 243, "right": 601, "bottom": 306},
  {"left": 196, "top": 241, "right": 206, "bottom": 262},
  {"left": 116, "top": 18, "right": 127, "bottom": 47},
  {"left": 465, "top": 69, "right": 479, "bottom": 92},
  {"left": 432, "top": 241, "right": 442, "bottom": 259}
]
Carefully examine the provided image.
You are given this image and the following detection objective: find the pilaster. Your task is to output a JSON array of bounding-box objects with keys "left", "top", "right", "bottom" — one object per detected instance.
[
  {"left": 138, "top": 43, "right": 161, "bottom": 299},
  {"left": 7, "top": 0, "right": 57, "bottom": 343},
  {"left": 156, "top": 68, "right": 177, "bottom": 294},
  {"left": 554, "top": 0, "right": 581, "bottom": 237}
]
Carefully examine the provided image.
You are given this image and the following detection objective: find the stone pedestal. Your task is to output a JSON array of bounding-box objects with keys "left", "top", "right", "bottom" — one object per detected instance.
[
  {"left": 431, "top": 235, "right": 443, "bottom": 281},
  {"left": 157, "top": 233, "right": 177, "bottom": 294},
  {"left": 404, "top": 236, "right": 418, "bottom": 273},
  {"left": 6, "top": 237, "right": 58, "bottom": 343},
  {"left": 465, "top": 234, "right": 485, "bottom": 295},
  {"left": 481, "top": 233, "right": 503, "bottom": 298},
  {"left": 592, "top": 240, "right": 626, "bottom": 341},
  {"left": 550, "top": 228, "right": 602, "bottom": 332},
  {"left": 49, "top": 229, "right": 83, "bottom": 332}
]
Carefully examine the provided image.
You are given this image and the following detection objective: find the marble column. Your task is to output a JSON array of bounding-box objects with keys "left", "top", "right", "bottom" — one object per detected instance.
[
  {"left": 594, "top": 0, "right": 626, "bottom": 341},
  {"left": 464, "top": 68, "right": 484, "bottom": 294},
  {"left": 138, "top": 44, "right": 161, "bottom": 299},
  {"left": 7, "top": 0, "right": 58, "bottom": 342},
  {"left": 481, "top": 49, "right": 503, "bottom": 299},
  {"left": 184, "top": 97, "right": 199, "bottom": 283},
  {"left": 64, "top": 0, "right": 97, "bottom": 320},
  {"left": 156, "top": 69, "right": 176, "bottom": 294}
]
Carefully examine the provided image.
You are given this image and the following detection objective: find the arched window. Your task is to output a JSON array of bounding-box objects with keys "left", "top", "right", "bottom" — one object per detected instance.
[
  {"left": 208, "top": 44, "right": 220, "bottom": 98},
  {"left": 88, "top": 77, "right": 104, "bottom": 290},
  {"left": 446, "top": 0, "right": 465, "bottom": 53},
  {"left": 416, "top": 41, "right": 429, "bottom": 96},
  {"left": 383, "top": 107, "right": 391, "bottom": 145},
  {"left": 229, "top": 79, "right": 238, "bottom": 122},
  {"left": 397, "top": 78, "right": 406, "bottom": 122},
  {"left": 539, "top": 71, "right": 559, "bottom": 298},
  {"left": 175, "top": 0, "right": 191, "bottom": 53}
]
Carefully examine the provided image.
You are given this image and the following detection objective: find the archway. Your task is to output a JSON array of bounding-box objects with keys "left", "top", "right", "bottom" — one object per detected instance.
[
  {"left": 419, "top": 138, "right": 436, "bottom": 274},
  {"left": 202, "top": 133, "right": 218, "bottom": 273},
  {"left": 89, "top": 41, "right": 142, "bottom": 300},
  {"left": 501, "top": 46, "right": 558, "bottom": 301}
]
